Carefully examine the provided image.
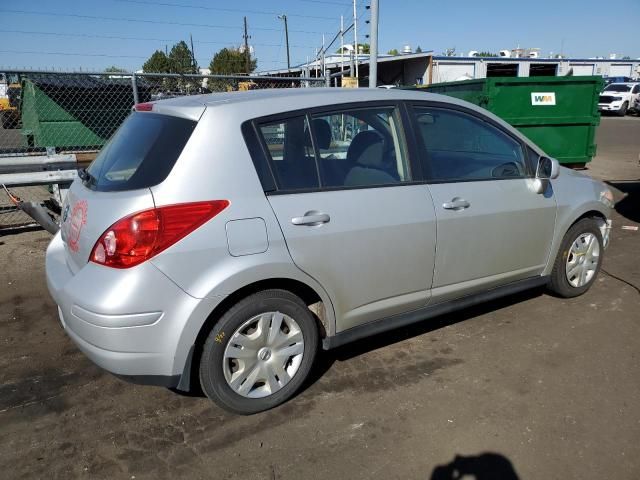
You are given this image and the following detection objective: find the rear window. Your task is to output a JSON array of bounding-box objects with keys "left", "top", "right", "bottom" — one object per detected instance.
[{"left": 84, "top": 112, "right": 196, "bottom": 191}]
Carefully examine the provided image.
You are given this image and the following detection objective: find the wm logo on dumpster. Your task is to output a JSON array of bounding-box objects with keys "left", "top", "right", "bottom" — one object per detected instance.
[{"left": 531, "top": 92, "right": 556, "bottom": 105}]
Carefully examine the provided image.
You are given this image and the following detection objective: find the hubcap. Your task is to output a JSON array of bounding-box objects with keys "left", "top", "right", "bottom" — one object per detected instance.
[
  {"left": 223, "top": 312, "right": 304, "bottom": 398},
  {"left": 565, "top": 232, "right": 600, "bottom": 288}
]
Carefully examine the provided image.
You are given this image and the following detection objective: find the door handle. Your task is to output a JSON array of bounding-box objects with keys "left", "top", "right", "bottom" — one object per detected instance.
[
  {"left": 442, "top": 198, "right": 470, "bottom": 211},
  {"left": 291, "top": 212, "right": 330, "bottom": 226}
]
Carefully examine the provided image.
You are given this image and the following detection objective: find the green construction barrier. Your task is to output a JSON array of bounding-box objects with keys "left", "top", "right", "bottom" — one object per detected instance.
[
  {"left": 420, "top": 76, "right": 604, "bottom": 165},
  {"left": 20, "top": 74, "right": 151, "bottom": 150}
]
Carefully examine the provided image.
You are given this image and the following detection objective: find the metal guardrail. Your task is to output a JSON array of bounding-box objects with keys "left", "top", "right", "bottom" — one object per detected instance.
[{"left": 0, "top": 154, "right": 77, "bottom": 232}]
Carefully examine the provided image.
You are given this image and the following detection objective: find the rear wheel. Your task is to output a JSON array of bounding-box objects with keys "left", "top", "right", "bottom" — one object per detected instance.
[
  {"left": 199, "top": 289, "right": 318, "bottom": 414},
  {"left": 548, "top": 218, "right": 604, "bottom": 298}
]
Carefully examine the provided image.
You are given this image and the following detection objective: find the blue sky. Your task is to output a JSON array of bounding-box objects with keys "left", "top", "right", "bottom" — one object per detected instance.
[{"left": 0, "top": 0, "right": 638, "bottom": 72}]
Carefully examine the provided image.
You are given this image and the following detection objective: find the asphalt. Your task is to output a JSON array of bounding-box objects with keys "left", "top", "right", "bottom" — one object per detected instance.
[{"left": 0, "top": 116, "right": 638, "bottom": 480}]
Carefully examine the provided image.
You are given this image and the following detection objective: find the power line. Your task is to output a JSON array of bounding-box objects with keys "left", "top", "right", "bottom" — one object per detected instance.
[
  {"left": 315, "top": 4, "right": 366, "bottom": 58},
  {"left": 0, "top": 49, "right": 297, "bottom": 64},
  {"left": 298, "top": 0, "right": 356, "bottom": 5},
  {"left": 0, "top": 29, "right": 317, "bottom": 49},
  {"left": 113, "top": 0, "right": 337, "bottom": 21},
  {"left": 0, "top": 49, "right": 148, "bottom": 59},
  {"left": 0, "top": 9, "right": 326, "bottom": 34}
]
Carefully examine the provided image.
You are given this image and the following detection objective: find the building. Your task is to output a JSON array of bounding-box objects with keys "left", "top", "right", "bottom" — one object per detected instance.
[{"left": 260, "top": 52, "right": 640, "bottom": 86}]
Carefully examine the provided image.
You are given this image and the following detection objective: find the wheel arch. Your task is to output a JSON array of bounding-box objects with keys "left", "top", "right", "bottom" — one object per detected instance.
[
  {"left": 571, "top": 209, "right": 607, "bottom": 225},
  {"left": 176, "top": 276, "right": 333, "bottom": 392},
  {"left": 195, "top": 277, "right": 328, "bottom": 347},
  {"left": 543, "top": 204, "right": 610, "bottom": 276}
]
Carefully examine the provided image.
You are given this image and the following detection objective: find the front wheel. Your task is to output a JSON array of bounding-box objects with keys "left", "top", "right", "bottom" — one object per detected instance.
[
  {"left": 617, "top": 101, "right": 628, "bottom": 116},
  {"left": 548, "top": 218, "right": 604, "bottom": 298},
  {"left": 199, "top": 289, "right": 319, "bottom": 414}
]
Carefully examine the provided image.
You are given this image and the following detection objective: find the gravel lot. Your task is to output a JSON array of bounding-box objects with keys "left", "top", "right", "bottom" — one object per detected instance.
[{"left": 0, "top": 116, "right": 638, "bottom": 480}]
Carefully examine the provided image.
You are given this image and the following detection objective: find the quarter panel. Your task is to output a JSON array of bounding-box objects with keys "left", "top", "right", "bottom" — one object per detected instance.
[{"left": 148, "top": 107, "right": 338, "bottom": 335}]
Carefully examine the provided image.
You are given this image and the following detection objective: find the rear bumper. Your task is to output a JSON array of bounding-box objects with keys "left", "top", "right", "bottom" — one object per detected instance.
[{"left": 45, "top": 232, "right": 224, "bottom": 384}]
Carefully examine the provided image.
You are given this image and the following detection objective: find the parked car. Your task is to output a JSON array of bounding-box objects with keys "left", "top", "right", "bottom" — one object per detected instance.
[
  {"left": 598, "top": 82, "right": 640, "bottom": 116},
  {"left": 46, "top": 88, "right": 613, "bottom": 414},
  {"left": 603, "top": 76, "right": 634, "bottom": 88}
]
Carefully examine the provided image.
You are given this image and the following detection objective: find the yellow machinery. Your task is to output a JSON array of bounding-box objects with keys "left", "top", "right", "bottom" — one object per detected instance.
[{"left": 0, "top": 73, "right": 21, "bottom": 129}]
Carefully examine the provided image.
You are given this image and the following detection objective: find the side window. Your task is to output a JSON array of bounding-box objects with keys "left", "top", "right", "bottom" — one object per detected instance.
[
  {"left": 413, "top": 107, "right": 526, "bottom": 182},
  {"left": 258, "top": 116, "right": 319, "bottom": 191},
  {"left": 633, "top": 85, "right": 640, "bottom": 94},
  {"left": 310, "top": 107, "right": 411, "bottom": 187}
]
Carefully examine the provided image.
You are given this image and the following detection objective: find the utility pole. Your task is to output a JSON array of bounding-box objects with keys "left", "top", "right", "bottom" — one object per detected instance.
[
  {"left": 340, "top": 15, "right": 344, "bottom": 77},
  {"left": 322, "top": 33, "right": 326, "bottom": 79},
  {"left": 190, "top": 33, "right": 196, "bottom": 73},
  {"left": 353, "top": 0, "right": 359, "bottom": 82},
  {"left": 368, "top": 0, "right": 379, "bottom": 87},
  {"left": 243, "top": 16, "right": 251, "bottom": 74},
  {"left": 278, "top": 14, "right": 290, "bottom": 70}
]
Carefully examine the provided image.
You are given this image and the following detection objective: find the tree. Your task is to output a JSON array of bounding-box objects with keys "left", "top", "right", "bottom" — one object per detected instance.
[
  {"left": 142, "top": 50, "right": 171, "bottom": 73},
  {"left": 622, "top": 56, "right": 631, "bottom": 60},
  {"left": 476, "top": 51, "right": 499, "bottom": 57},
  {"left": 415, "top": 46, "right": 423, "bottom": 53},
  {"left": 209, "top": 47, "right": 257, "bottom": 75},
  {"left": 387, "top": 48, "right": 399, "bottom": 56},
  {"left": 169, "top": 40, "right": 197, "bottom": 74},
  {"left": 104, "top": 65, "right": 127, "bottom": 73}
]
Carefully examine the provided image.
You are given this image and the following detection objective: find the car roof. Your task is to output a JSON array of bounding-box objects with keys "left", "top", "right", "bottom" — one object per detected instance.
[
  {"left": 606, "top": 82, "right": 638, "bottom": 86},
  {"left": 152, "top": 87, "right": 490, "bottom": 122},
  {"left": 150, "top": 87, "right": 459, "bottom": 121},
  {"left": 152, "top": 87, "right": 456, "bottom": 109}
]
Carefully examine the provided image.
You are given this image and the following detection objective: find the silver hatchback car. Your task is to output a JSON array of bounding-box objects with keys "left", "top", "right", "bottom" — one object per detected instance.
[{"left": 46, "top": 88, "right": 613, "bottom": 414}]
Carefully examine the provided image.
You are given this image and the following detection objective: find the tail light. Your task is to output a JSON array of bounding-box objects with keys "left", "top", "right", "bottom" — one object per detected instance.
[
  {"left": 134, "top": 102, "right": 154, "bottom": 112},
  {"left": 90, "top": 201, "right": 229, "bottom": 268}
]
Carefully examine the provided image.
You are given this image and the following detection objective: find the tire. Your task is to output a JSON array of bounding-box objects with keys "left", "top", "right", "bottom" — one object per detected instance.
[
  {"left": 617, "top": 101, "right": 628, "bottom": 117},
  {"left": 548, "top": 218, "right": 604, "bottom": 298},
  {"left": 199, "top": 289, "right": 319, "bottom": 415}
]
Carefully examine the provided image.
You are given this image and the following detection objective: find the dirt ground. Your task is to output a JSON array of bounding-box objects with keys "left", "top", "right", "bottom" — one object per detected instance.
[{"left": 0, "top": 117, "right": 638, "bottom": 480}]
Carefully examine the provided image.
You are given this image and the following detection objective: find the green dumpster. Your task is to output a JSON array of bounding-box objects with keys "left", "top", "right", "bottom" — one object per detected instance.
[
  {"left": 422, "top": 76, "right": 603, "bottom": 166},
  {"left": 19, "top": 74, "right": 151, "bottom": 151}
]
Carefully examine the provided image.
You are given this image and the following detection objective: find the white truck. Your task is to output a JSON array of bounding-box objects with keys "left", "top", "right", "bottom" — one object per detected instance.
[{"left": 598, "top": 82, "right": 640, "bottom": 116}]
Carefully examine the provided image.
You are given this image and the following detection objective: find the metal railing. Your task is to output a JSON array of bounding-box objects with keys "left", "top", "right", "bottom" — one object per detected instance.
[{"left": 0, "top": 70, "right": 327, "bottom": 231}]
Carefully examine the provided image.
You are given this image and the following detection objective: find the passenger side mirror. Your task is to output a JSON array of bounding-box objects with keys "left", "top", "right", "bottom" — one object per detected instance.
[
  {"left": 536, "top": 156, "right": 560, "bottom": 180},
  {"left": 533, "top": 156, "right": 559, "bottom": 194}
]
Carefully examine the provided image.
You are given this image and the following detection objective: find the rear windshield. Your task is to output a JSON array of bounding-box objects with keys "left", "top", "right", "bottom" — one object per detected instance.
[
  {"left": 604, "top": 84, "right": 632, "bottom": 92},
  {"left": 84, "top": 112, "right": 196, "bottom": 191}
]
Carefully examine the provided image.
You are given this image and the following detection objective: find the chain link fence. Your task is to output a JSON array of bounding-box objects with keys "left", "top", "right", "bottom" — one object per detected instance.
[
  {"left": 0, "top": 70, "right": 326, "bottom": 232},
  {"left": 0, "top": 70, "right": 326, "bottom": 157}
]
